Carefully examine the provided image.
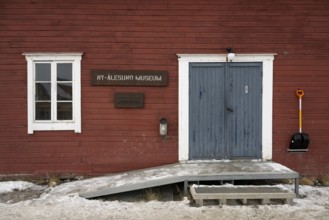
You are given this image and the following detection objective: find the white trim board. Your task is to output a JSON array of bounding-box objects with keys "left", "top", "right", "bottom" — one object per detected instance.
[{"left": 177, "top": 54, "right": 276, "bottom": 161}]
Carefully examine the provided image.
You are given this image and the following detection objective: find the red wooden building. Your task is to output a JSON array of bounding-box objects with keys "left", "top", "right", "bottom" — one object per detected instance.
[{"left": 0, "top": 0, "right": 329, "bottom": 176}]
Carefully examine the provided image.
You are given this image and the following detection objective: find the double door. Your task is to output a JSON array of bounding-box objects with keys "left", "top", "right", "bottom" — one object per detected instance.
[{"left": 189, "top": 62, "right": 262, "bottom": 160}]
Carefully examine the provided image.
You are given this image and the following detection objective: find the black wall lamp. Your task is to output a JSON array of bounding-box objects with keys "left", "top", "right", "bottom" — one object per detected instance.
[
  {"left": 159, "top": 118, "right": 168, "bottom": 136},
  {"left": 226, "top": 48, "right": 235, "bottom": 62}
]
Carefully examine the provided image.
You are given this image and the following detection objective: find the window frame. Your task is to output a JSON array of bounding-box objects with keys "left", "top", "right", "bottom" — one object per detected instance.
[{"left": 23, "top": 52, "right": 83, "bottom": 134}]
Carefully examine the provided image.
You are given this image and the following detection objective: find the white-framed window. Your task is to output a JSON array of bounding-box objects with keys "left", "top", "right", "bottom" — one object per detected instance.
[{"left": 23, "top": 52, "right": 83, "bottom": 134}]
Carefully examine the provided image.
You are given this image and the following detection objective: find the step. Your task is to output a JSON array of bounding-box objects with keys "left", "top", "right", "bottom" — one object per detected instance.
[{"left": 190, "top": 185, "right": 296, "bottom": 206}]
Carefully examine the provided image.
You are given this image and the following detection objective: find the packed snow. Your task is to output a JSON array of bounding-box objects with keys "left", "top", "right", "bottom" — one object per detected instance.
[
  {"left": 0, "top": 181, "right": 43, "bottom": 194},
  {"left": 0, "top": 180, "right": 329, "bottom": 220}
]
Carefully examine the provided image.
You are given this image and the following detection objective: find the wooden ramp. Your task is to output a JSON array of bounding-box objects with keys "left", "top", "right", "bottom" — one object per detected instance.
[
  {"left": 190, "top": 185, "right": 296, "bottom": 206},
  {"left": 78, "top": 161, "right": 299, "bottom": 199}
]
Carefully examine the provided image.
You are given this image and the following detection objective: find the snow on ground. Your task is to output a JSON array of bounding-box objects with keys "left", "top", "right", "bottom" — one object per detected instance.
[
  {"left": 0, "top": 180, "right": 329, "bottom": 220},
  {"left": 0, "top": 181, "right": 43, "bottom": 194}
]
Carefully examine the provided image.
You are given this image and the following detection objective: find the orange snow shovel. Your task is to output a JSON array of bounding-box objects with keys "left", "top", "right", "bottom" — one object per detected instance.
[{"left": 289, "top": 89, "right": 309, "bottom": 151}]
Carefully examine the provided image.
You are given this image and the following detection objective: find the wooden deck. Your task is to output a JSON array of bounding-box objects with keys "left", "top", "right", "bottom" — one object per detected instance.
[{"left": 77, "top": 161, "right": 299, "bottom": 199}]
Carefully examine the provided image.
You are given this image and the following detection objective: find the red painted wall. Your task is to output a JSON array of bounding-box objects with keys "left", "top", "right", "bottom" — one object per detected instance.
[{"left": 0, "top": 0, "right": 328, "bottom": 176}]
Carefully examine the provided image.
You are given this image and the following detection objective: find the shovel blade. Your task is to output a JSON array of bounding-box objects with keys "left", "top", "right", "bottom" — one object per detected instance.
[{"left": 289, "top": 133, "right": 310, "bottom": 150}]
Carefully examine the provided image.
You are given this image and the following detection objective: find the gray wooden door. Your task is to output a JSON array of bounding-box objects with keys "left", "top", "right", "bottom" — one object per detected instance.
[{"left": 189, "top": 62, "right": 262, "bottom": 160}]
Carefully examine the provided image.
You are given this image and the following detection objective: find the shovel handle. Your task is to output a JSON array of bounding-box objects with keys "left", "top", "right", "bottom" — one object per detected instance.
[
  {"left": 296, "top": 89, "right": 304, "bottom": 133},
  {"left": 296, "top": 89, "right": 304, "bottom": 98}
]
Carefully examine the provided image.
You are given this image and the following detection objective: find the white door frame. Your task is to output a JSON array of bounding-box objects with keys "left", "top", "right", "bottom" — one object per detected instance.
[{"left": 177, "top": 54, "right": 276, "bottom": 161}]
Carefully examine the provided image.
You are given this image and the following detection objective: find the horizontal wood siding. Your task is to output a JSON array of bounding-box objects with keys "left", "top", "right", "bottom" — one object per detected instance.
[{"left": 0, "top": 0, "right": 329, "bottom": 176}]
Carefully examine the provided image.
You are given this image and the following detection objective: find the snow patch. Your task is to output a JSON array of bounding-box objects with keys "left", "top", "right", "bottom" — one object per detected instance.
[
  {"left": 1, "top": 180, "right": 329, "bottom": 220},
  {"left": 0, "top": 181, "right": 43, "bottom": 194}
]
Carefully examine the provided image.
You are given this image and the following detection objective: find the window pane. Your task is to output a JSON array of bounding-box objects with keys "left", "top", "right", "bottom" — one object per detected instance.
[
  {"left": 36, "top": 83, "right": 51, "bottom": 100},
  {"left": 57, "top": 63, "right": 72, "bottom": 81},
  {"left": 35, "top": 63, "right": 51, "bottom": 81},
  {"left": 57, "top": 83, "right": 72, "bottom": 100},
  {"left": 35, "top": 102, "right": 51, "bottom": 120},
  {"left": 57, "top": 102, "right": 72, "bottom": 120}
]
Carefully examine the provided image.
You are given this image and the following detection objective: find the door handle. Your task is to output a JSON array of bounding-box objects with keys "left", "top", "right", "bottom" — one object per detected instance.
[{"left": 227, "top": 107, "right": 233, "bottom": 112}]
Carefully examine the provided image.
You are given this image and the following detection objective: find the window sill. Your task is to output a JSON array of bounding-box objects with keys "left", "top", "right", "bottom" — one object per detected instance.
[{"left": 28, "top": 122, "right": 81, "bottom": 134}]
